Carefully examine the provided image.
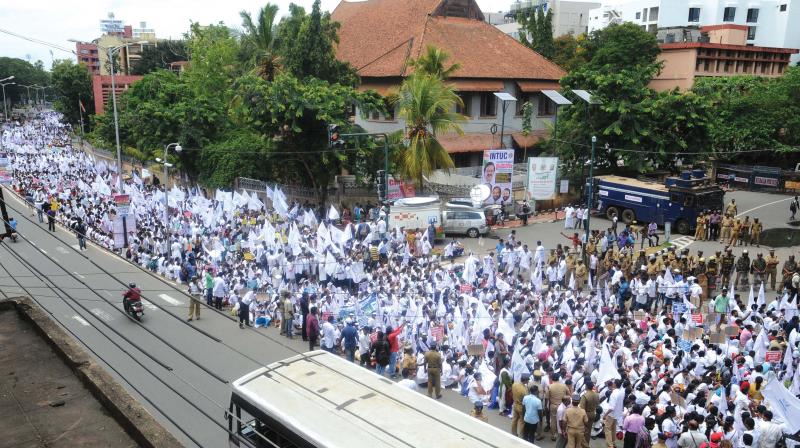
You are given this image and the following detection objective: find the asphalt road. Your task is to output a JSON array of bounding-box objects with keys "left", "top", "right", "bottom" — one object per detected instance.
[
  {"left": 0, "top": 187, "right": 796, "bottom": 448},
  {"left": 0, "top": 187, "right": 536, "bottom": 448}
]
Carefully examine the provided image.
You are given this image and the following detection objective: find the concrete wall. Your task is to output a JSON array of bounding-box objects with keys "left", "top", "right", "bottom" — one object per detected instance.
[{"left": 650, "top": 48, "right": 697, "bottom": 91}]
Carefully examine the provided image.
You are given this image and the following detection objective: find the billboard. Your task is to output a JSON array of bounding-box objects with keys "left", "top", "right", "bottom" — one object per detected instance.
[
  {"left": 481, "top": 149, "right": 514, "bottom": 205},
  {"left": 387, "top": 177, "right": 416, "bottom": 200},
  {"left": 527, "top": 156, "right": 559, "bottom": 200}
]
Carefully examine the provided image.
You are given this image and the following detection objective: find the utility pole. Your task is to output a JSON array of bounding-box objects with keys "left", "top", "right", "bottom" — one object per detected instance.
[{"left": 585, "top": 135, "right": 596, "bottom": 245}]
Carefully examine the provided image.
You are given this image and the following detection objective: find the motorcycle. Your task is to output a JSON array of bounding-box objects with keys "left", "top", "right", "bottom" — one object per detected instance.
[{"left": 125, "top": 298, "right": 144, "bottom": 321}]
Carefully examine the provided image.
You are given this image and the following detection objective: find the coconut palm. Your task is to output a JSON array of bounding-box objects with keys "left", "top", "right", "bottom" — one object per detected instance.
[
  {"left": 391, "top": 73, "right": 465, "bottom": 187},
  {"left": 410, "top": 45, "right": 461, "bottom": 78},
  {"left": 239, "top": 4, "right": 280, "bottom": 81}
]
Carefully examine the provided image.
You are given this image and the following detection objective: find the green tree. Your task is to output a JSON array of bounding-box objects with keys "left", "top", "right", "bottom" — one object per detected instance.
[
  {"left": 518, "top": 8, "right": 555, "bottom": 59},
  {"left": 557, "top": 23, "right": 713, "bottom": 170},
  {"left": 239, "top": 4, "right": 281, "bottom": 81},
  {"left": 0, "top": 57, "right": 50, "bottom": 107},
  {"left": 131, "top": 40, "right": 188, "bottom": 75},
  {"left": 552, "top": 34, "right": 588, "bottom": 72},
  {"left": 390, "top": 73, "right": 465, "bottom": 187},
  {"left": 50, "top": 59, "right": 94, "bottom": 128},
  {"left": 276, "top": 0, "right": 357, "bottom": 86},
  {"left": 199, "top": 129, "right": 273, "bottom": 187},
  {"left": 411, "top": 45, "right": 461, "bottom": 78},
  {"left": 692, "top": 69, "right": 800, "bottom": 163}
]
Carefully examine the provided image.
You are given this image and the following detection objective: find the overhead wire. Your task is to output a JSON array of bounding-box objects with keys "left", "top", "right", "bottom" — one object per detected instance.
[
  {"left": 0, "top": 241, "right": 277, "bottom": 448},
  {"left": 0, "top": 28, "right": 77, "bottom": 55}
]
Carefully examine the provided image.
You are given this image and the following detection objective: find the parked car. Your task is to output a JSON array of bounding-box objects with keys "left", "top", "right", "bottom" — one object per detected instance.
[{"left": 442, "top": 209, "right": 489, "bottom": 238}]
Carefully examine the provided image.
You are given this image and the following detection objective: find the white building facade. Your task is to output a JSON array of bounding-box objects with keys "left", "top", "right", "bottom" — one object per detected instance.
[
  {"left": 588, "top": 0, "right": 800, "bottom": 62},
  {"left": 502, "top": 0, "right": 601, "bottom": 38}
]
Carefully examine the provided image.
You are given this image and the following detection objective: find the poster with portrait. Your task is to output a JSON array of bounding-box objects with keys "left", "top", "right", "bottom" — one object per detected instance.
[
  {"left": 481, "top": 149, "right": 514, "bottom": 205},
  {"left": 527, "top": 156, "right": 559, "bottom": 200}
]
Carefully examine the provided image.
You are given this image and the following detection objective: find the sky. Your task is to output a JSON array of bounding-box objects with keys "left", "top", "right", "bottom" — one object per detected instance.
[{"left": 0, "top": 0, "right": 505, "bottom": 70}]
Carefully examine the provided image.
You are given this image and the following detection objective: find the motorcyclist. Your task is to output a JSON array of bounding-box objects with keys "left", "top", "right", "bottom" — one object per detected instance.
[{"left": 123, "top": 282, "right": 142, "bottom": 314}]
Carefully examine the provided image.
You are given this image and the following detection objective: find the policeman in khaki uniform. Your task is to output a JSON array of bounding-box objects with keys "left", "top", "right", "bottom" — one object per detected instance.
[
  {"left": 511, "top": 374, "right": 530, "bottom": 438},
  {"left": 579, "top": 381, "right": 599, "bottom": 448},
  {"left": 564, "top": 394, "right": 588, "bottom": 448},
  {"left": 547, "top": 373, "right": 569, "bottom": 440},
  {"left": 575, "top": 260, "right": 587, "bottom": 291},
  {"left": 721, "top": 214, "right": 733, "bottom": 242},
  {"left": 750, "top": 218, "right": 762, "bottom": 246},
  {"left": 721, "top": 249, "right": 735, "bottom": 286},
  {"left": 766, "top": 249, "right": 780, "bottom": 290}
]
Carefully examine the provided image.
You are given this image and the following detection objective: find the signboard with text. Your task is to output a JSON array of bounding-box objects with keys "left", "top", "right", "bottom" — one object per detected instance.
[
  {"left": 527, "top": 156, "right": 559, "bottom": 200},
  {"left": 387, "top": 176, "right": 416, "bottom": 200},
  {"left": 482, "top": 149, "right": 514, "bottom": 205},
  {"left": 114, "top": 194, "right": 131, "bottom": 216}
]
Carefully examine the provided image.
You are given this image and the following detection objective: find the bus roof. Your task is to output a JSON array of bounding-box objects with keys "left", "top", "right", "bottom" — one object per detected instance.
[{"left": 231, "top": 351, "right": 536, "bottom": 448}]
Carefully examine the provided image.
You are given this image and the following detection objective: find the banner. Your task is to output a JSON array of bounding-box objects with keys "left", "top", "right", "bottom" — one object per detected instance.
[
  {"left": 527, "top": 156, "right": 559, "bottom": 200},
  {"left": 482, "top": 149, "right": 514, "bottom": 205},
  {"left": 0, "top": 155, "right": 11, "bottom": 184},
  {"left": 114, "top": 194, "right": 131, "bottom": 216},
  {"left": 387, "top": 176, "right": 416, "bottom": 200}
]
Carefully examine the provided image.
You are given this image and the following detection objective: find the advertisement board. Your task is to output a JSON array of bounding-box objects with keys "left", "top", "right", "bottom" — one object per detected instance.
[
  {"left": 114, "top": 194, "right": 131, "bottom": 216},
  {"left": 0, "top": 155, "right": 11, "bottom": 185},
  {"left": 387, "top": 177, "right": 416, "bottom": 200},
  {"left": 527, "top": 156, "right": 559, "bottom": 200},
  {"left": 481, "top": 149, "right": 514, "bottom": 205}
]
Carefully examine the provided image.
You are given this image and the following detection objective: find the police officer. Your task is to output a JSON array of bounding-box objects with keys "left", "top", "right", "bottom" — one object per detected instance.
[
  {"left": 565, "top": 394, "right": 588, "bottom": 448},
  {"left": 721, "top": 249, "right": 735, "bottom": 286},
  {"left": 766, "top": 249, "right": 780, "bottom": 290},
  {"left": 735, "top": 250, "right": 750, "bottom": 290},
  {"left": 423, "top": 342, "right": 442, "bottom": 399},
  {"left": 752, "top": 252, "right": 767, "bottom": 289}
]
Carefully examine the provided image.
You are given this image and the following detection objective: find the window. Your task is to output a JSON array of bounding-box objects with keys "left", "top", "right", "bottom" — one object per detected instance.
[
  {"left": 747, "top": 8, "right": 759, "bottom": 22},
  {"left": 747, "top": 26, "right": 757, "bottom": 40},
  {"left": 642, "top": 8, "right": 648, "bottom": 21},
  {"left": 537, "top": 94, "right": 555, "bottom": 116},
  {"left": 636, "top": 11, "right": 641, "bottom": 19},
  {"left": 648, "top": 24, "right": 657, "bottom": 32},
  {"left": 456, "top": 93, "right": 472, "bottom": 117},
  {"left": 688, "top": 8, "right": 701, "bottom": 22},
  {"left": 80, "top": 49, "right": 89, "bottom": 54},
  {"left": 479, "top": 93, "right": 496, "bottom": 117},
  {"left": 779, "top": 4, "right": 787, "bottom": 12},
  {"left": 649, "top": 7, "right": 659, "bottom": 21},
  {"left": 384, "top": 103, "right": 395, "bottom": 121},
  {"left": 723, "top": 7, "right": 736, "bottom": 21}
]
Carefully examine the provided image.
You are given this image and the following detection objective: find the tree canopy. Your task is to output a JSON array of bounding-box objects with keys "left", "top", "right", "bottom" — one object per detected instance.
[
  {"left": 131, "top": 40, "right": 188, "bottom": 75},
  {"left": 517, "top": 8, "right": 555, "bottom": 59},
  {"left": 0, "top": 57, "right": 50, "bottom": 107},
  {"left": 50, "top": 59, "right": 94, "bottom": 128}
]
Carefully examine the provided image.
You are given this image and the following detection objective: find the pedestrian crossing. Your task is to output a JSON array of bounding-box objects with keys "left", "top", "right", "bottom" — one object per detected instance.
[{"left": 671, "top": 236, "right": 694, "bottom": 251}]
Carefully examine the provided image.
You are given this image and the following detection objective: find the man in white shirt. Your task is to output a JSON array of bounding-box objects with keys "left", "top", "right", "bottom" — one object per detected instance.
[
  {"left": 321, "top": 315, "right": 337, "bottom": 353},
  {"left": 605, "top": 379, "right": 625, "bottom": 448}
]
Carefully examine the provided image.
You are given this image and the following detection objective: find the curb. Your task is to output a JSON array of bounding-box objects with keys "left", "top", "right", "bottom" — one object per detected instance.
[{"left": 0, "top": 297, "right": 183, "bottom": 448}]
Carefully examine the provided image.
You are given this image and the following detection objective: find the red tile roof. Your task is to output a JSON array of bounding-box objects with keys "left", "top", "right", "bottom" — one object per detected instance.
[
  {"left": 332, "top": 0, "right": 565, "bottom": 81},
  {"left": 438, "top": 132, "right": 499, "bottom": 153},
  {"left": 447, "top": 79, "right": 504, "bottom": 92},
  {"left": 517, "top": 80, "right": 560, "bottom": 92}
]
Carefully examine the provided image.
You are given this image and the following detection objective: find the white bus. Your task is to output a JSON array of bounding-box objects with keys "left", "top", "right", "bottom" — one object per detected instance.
[{"left": 227, "top": 350, "right": 536, "bottom": 448}]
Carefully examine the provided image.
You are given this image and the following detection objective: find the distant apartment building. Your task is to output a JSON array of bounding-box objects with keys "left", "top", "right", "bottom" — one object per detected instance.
[
  {"left": 508, "top": 0, "right": 600, "bottom": 37},
  {"left": 76, "top": 42, "right": 100, "bottom": 75},
  {"left": 92, "top": 74, "right": 143, "bottom": 115},
  {"left": 588, "top": 0, "right": 800, "bottom": 63},
  {"left": 73, "top": 14, "right": 158, "bottom": 76},
  {"left": 651, "top": 24, "right": 798, "bottom": 91}
]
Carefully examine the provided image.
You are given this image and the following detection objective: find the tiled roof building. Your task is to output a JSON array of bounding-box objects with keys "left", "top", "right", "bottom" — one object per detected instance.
[{"left": 332, "top": 0, "right": 566, "bottom": 164}]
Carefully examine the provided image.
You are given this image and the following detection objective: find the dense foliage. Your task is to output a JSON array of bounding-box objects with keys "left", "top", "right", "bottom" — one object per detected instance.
[
  {"left": 517, "top": 8, "right": 555, "bottom": 59},
  {"left": 50, "top": 60, "right": 94, "bottom": 128},
  {"left": 0, "top": 57, "right": 50, "bottom": 109}
]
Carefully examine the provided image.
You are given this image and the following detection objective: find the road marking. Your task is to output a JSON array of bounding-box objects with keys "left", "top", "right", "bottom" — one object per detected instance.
[
  {"left": 672, "top": 236, "right": 694, "bottom": 251},
  {"left": 90, "top": 308, "right": 113, "bottom": 322},
  {"left": 71, "top": 244, "right": 81, "bottom": 251},
  {"left": 71, "top": 315, "right": 90, "bottom": 327},
  {"left": 72, "top": 272, "right": 86, "bottom": 279},
  {"left": 736, "top": 197, "right": 793, "bottom": 218},
  {"left": 40, "top": 248, "right": 47, "bottom": 254},
  {"left": 158, "top": 293, "right": 184, "bottom": 306},
  {"left": 103, "top": 290, "right": 113, "bottom": 297},
  {"left": 141, "top": 300, "right": 159, "bottom": 311},
  {"left": 52, "top": 257, "right": 60, "bottom": 263},
  {"left": 30, "top": 241, "right": 36, "bottom": 246},
  {"left": 56, "top": 246, "right": 69, "bottom": 254}
]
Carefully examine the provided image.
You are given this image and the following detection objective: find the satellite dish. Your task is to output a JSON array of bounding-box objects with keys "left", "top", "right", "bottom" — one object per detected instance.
[{"left": 470, "top": 184, "right": 490, "bottom": 206}]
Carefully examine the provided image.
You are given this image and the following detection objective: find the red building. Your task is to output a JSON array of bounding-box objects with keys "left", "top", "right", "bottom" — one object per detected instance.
[
  {"left": 92, "top": 74, "right": 143, "bottom": 115},
  {"left": 76, "top": 42, "right": 100, "bottom": 75}
]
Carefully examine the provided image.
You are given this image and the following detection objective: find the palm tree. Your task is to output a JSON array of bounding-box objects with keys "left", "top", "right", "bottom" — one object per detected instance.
[
  {"left": 391, "top": 73, "right": 466, "bottom": 187},
  {"left": 410, "top": 45, "right": 461, "bottom": 78},
  {"left": 240, "top": 4, "right": 280, "bottom": 81}
]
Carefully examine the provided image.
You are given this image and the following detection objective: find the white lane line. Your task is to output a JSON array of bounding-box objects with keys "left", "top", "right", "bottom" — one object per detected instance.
[
  {"left": 736, "top": 197, "right": 793, "bottom": 218},
  {"left": 56, "top": 246, "right": 69, "bottom": 254},
  {"left": 73, "top": 271, "right": 86, "bottom": 279},
  {"left": 90, "top": 308, "right": 113, "bottom": 322},
  {"left": 52, "top": 257, "right": 60, "bottom": 263},
  {"left": 141, "top": 300, "right": 159, "bottom": 311},
  {"left": 158, "top": 293, "right": 184, "bottom": 306},
  {"left": 30, "top": 241, "right": 36, "bottom": 246},
  {"left": 72, "top": 315, "right": 90, "bottom": 327},
  {"left": 40, "top": 248, "right": 47, "bottom": 254}
]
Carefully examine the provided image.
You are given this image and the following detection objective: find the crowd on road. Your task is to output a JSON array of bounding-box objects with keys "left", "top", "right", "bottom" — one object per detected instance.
[{"left": 2, "top": 112, "right": 800, "bottom": 448}]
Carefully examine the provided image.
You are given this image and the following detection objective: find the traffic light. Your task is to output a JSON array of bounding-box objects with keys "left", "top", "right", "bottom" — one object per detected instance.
[
  {"left": 328, "top": 124, "right": 345, "bottom": 149},
  {"left": 376, "top": 170, "right": 386, "bottom": 200}
]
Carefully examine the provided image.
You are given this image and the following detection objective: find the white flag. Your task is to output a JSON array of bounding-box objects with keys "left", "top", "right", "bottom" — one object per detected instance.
[
  {"left": 747, "top": 284, "right": 755, "bottom": 310},
  {"left": 597, "top": 344, "right": 621, "bottom": 386},
  {"left": 327, "top": 205, "right": 340, "bottom": 221},
  {"left": 761, "top": 379, "right": 800, "bottom": 434},
  {"left": 757, "top": 282, "right": 766, "bottom": 307}
]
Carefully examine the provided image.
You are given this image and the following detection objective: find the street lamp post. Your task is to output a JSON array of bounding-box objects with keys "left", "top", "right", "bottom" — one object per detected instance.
[
  {"left": 494, "top": 92, "right": 517, "bottom": 149},
  {"left": 159, "top": 143, "right": 182, "bottom": 233},
  {"left": 20, "top": 84, "right": 33, "bottom": 107},
  {"left": 69, "top": 39, "right": 148, "bottom": 191},
  {"left": 1, "top": 81, "right": 15, "bottom": 121},
  {"left": 585, "top": 135, "right": 596, "bottom": 245}
]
